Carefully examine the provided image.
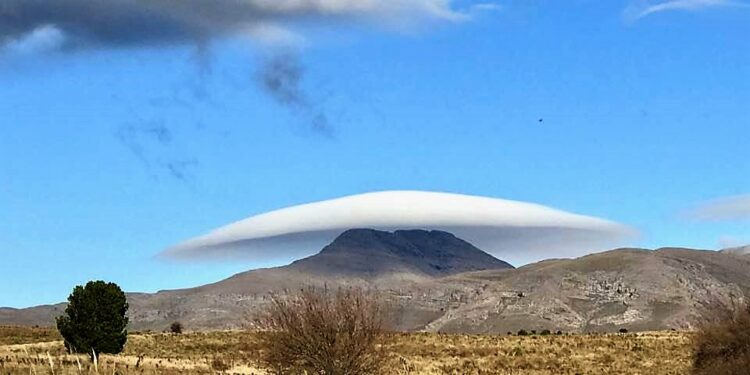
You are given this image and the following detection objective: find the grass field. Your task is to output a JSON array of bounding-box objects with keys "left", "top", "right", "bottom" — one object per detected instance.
[
  {"left": 0, "top": 326, "right": 693, "bottom": 374},
  {"left": 0, "top": 325, "right": 61, "bottom": 345}
]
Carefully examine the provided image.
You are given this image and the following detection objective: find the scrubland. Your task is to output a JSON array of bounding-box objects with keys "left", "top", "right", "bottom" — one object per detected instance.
[
  {"left": 0, "top": 325, "right": 61, "bottom": 345},
  {"left": 0, "top": 326, "right": 691, "bottom": 374}
]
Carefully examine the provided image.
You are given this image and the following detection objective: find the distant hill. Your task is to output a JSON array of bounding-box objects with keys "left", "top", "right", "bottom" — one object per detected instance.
[
  {"left": 721, "top": 245, "right": 750, "bottom": 255},
  {"left": 0, "top": 303, "right": 66, "bottom": 327},
  {"left": 4, "top": 230, "right": 750, "bottom": 334}
]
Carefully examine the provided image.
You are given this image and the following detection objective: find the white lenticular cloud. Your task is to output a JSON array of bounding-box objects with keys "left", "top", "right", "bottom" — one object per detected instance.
[
  {"left": 162, "top": 190, "right": 635, "bottom": 266},
  {"left": 688, "top": 194, "right": 750, "bottom": 221}
]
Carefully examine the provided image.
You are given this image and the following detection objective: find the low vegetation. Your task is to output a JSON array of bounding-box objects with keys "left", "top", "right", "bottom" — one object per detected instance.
[
  {"left": 169, "top": 321, "right": 183, "bottom": 334},
  {"left": 692, "top": 304, "right": 750, "bottom": 375},
  {"left": 15, "top": 283, "right": 750, "bottom": 374},
  {"left": 258, "top": 288, "right": 387, "bottom": 374},
  {"left": 0, "top": 328, "right": 692, "bottom": 374},
  {"left": 0, "top": 325, "right": 60, "bottom": 345}
]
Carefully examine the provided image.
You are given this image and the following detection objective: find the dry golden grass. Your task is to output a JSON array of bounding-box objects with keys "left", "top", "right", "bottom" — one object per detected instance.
[
  {"left": 386, "top": 331, "right": 691, "bottom": 375},
  {"left": 0, "top": 327, "right": 692, "bottom": 374},
  {"left": 0, "top": 325, "right": 61, "bottom": 345}
]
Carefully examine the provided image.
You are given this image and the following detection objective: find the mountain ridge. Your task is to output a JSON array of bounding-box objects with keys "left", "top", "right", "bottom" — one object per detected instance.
[{"left": 4, "top": 230, "right": 750, "bottom": 334}]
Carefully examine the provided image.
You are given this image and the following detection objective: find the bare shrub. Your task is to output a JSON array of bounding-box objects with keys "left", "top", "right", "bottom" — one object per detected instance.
[
  {"left": 211, "top": 356, "right": 230, "bottom": 372},
  {"left": 257, "top": 287, "right": 387, "bottom": 375},
  {"left": 692, "top": 304, "right": 750, "bottom": 375},
  {"left": 170, "top": 321, "right": 183, "bottom": 334}
]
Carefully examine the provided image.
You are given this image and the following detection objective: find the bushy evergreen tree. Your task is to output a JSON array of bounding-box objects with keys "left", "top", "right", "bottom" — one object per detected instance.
[{"left": 56, "top": 280, "right": 128, "bottom": 360}]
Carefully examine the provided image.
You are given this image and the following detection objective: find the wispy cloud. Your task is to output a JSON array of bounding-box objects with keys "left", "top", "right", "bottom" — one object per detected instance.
[
  {"left": 115, "top": 117, "right": 200, "bottom": 182},
  {"left": 256, "top": 53, "right": 334, "bottom": 137},
  {"left": 625, "top": 0, "right": 749, "bottom": 21},
  {"left": 1, "top": 0, "right": 479, "bottom": 176},
  {"left": 1, "top": 0, "right": 474, "bottom": 140},
  {"left": 469, "top": 2, "right": 502, "bottom": 13},
  {"left": 686, "top": 194, "right": 750, "bottom": 221},
  {"left": 1, "top": 24, "right": 65, "bottom": 55}
]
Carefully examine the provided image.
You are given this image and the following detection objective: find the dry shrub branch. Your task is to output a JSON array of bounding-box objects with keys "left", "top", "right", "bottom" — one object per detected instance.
[{"left": 257, "top": 287, "right": 387, "bottom": 375}]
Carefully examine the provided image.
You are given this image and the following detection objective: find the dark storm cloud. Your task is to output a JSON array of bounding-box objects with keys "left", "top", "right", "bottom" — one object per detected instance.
[{"left": 0, "top": 0, "right": 465, "bottom": 51}]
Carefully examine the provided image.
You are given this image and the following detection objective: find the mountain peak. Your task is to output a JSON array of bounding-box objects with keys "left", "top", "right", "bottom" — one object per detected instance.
[{"left": 290, "top": 228, "right": 513, "bottom": 278}]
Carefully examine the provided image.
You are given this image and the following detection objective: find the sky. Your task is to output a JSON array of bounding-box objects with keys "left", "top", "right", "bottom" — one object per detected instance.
[{"left": 1, "top": 0, "right": 749, "bottom": 308}]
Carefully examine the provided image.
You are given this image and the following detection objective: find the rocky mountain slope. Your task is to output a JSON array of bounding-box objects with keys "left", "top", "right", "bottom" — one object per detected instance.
[
  {"left": 416, "top": 247, "right": 750, "bottom": 333},
  {"left": 3, "top": 230, "right": 750, "bottom": 334},
  {"left": 721, "top": 244, "right": 750, "bottom": 255},
  {"left": 283, "top": 228, "right": 513, "bottom": 279}
]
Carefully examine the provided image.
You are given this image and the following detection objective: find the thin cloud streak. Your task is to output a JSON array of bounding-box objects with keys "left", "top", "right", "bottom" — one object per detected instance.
[
  {"left": 686, "top": 194, "right": 750, "bottom": 221},
  {"left": 115, "top": 118, "right": 199, "bottom": 182},
  {"left": 625, "top": 0, "right": 749, "bottom": 21}
]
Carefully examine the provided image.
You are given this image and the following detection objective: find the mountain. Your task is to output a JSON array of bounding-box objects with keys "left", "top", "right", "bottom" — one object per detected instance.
[
  {"left": 5, "top": 230, "right": 750, "bottom": 334},
  {"left": 0, "top": 303, "right": 66, "bottom": 326},
  {"left": 1, "top": 229, "right": 512, "bottom": 330},
  {"left": 721, "top": 245, "right": 750, "bottom": 255},
  {"left": 419, "top": 247, "right": 750, "bottom": 333},
  {"left": 287, "top": 229, "right": 514, "bottom": 279}
]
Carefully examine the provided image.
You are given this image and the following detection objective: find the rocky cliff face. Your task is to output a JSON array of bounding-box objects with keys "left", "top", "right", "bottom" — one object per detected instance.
[{"left": 5, "top": 232, "right": 750, "bottom": 334}]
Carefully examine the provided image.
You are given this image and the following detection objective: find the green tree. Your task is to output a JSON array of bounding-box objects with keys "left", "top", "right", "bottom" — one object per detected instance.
[{"left": 56, "top": 280, "right": 129, "bottom": 360}]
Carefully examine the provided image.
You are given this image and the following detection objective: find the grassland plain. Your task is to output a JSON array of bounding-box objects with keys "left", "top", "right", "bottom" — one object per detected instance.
[{"left": 0, "top": 326, "right": 692, "bottom": 374}]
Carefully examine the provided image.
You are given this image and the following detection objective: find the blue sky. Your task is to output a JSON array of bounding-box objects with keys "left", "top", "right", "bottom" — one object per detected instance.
[{"left": 1, "top": 0, "right": 749, "bottom": 307}]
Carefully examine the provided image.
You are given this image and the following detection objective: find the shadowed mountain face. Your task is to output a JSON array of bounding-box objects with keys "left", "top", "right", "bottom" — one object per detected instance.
[
  {"left": 5, "top": 231, "right": 750, "bottom": 334},
  {"left": 287, "top": 229, "right": 514, "bottom": 278}
]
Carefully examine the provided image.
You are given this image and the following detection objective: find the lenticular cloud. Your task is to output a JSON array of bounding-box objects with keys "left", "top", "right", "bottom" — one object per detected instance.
[{"left": 163, "top": 191, "right": 635, "bottom": 266}]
